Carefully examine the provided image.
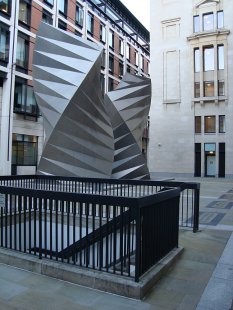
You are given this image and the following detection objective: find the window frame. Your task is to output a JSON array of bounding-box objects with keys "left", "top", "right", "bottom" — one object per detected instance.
[
  {"left": 0, "top": 0, "right": 11, "bottom": 16},
  {"left": 219, "top": 115, "right": 225, "bottom": 133},
  {"left": 193, "top": 15, "right": 199, "bottom": 33},
  {"left": 217, "top": 45, "right": 224, "bottom": 70},
  {"left": 218, "top": 80, "right": 225, "bottom": 96},
  {"left": 203, "top": 12, "right": 214, "bottom": 31},
  {"left": 109, "top": 53, "right": 114, "bottom": 73},
  {"left": 217, "top": 11, "right": 224, "bottom": 29},
  {"left": 58, "top": 0, "right": 67, "bottom": 16},
  {"left": 194, "top": 48, "right": 200, "bottom": 72},
  {"left": 16, "top": 32, "right": 29, "bottom": 71},
  {"left": 42, "top": 9, "right": 53, "bottom": 25},
  {"left": 18, "top": 0, "right": 31, "bottom": 27},
  {"left": 194, "top": 82, "right": 200, "bottom": 98},
  {"left": 204, "top": 81, "right": 214, "bottom": 97},
  {"left": 0, "top": 22, "right": 10, "bottom": 65},
  {"left": 12, "top": 134, "right": 38, "bottom": 166},
  {"left": 204, "top": 115, "right": 216, "bottom": 133},
  {"left": 195, "top": 116, "right": 201, "bottom": 134},
  {"left": 87, "top": 12, "right": 94, "bottom": 35},
  {"left": 76, "top": 4, "right": 83, "bottom": 27},
  {"left": 100, "top": 23, "right": 106, "bottom": 43},
  {"left": 203, "top": 46, "right": 214, "bottom": 71},
  {"left": 14, "top": 78, "right": 39, "bottom": 117}
]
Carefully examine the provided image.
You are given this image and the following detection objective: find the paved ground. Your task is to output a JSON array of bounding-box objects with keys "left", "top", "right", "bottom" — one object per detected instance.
[{"left": 0, "top": 177, "right": 233, "bottom": 309}]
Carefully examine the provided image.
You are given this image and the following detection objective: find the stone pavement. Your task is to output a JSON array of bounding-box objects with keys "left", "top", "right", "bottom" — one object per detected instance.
[{"left": 0, "top": 177, "right": 233, "bottom": 310}]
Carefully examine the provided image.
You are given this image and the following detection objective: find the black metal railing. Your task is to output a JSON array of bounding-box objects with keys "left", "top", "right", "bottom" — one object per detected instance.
[
  {"left": 0, "top": 177, "right": 182, "bottom": 282},
  {"left": 0, "top": 175, "right": 200, "bottom": 232}
]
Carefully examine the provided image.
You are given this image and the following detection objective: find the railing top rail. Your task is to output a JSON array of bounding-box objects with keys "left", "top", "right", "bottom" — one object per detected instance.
[
  {"left": 0, "top": 185, "right": 180, "bottom": 209},
  {"left": 0, "top": 175, "right": 200, "bottom": 190}
]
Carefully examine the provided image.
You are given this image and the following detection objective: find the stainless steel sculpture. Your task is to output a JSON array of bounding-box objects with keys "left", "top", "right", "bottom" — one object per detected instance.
[
  {"left": 33, "top": 23, "right": 114, "bottom": 178},
  {"left": 33, "top": 23, "right": 151, "bottom": 179},
  {"left": 106, "top": 74, "right": 151, "bottom": 179}
]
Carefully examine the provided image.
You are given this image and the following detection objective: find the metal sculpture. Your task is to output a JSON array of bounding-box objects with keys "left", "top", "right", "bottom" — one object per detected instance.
[
  {"left": 33, "top": 23, "right": 114, "bottom": 178},
  {"left": 33, "top": 23, "right": 151, "bottom": 179},
  {"left": 106, "top": 74, "right": 151, "bottom": 179}
]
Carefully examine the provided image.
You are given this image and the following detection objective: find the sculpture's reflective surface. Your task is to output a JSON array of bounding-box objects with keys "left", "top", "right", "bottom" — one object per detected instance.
[{"left": 33, "top": 23, "right": 151, "bottom": 179}]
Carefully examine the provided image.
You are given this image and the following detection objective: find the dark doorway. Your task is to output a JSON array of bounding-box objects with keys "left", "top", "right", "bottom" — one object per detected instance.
[{"left": 194, "top": 143, "right": 201, "bottom": 177}]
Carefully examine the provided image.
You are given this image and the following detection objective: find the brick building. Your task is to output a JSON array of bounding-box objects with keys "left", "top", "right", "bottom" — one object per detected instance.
[{"left": 0, "top": 0, "right": 150, "bottom": 175}]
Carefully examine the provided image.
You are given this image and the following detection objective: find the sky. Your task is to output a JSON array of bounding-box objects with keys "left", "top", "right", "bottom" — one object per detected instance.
[{"left": 120, "top": 0, "right": 150, "bottom": 30}]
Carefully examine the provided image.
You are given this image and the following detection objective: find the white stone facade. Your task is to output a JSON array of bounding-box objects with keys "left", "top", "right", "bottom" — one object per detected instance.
[{"left": 149, "top": 0, "right": 233, "bottom": 178}]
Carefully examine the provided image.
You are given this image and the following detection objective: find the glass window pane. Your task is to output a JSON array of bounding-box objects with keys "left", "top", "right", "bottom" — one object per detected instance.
[
  {"left": 0, "top": 0, "right": 9, "bottom": 13},
  {"left": 87, "top": 13, "right": 93, "bottom": 34},
  {"left": 218, "top": 45, "right": 224, "bottom": 69},
  {"left": 219, "top": 115, "right": 225, "bottom": 133},
  {"left": 203, "top": 13, "right": 214, "bottom": 31},
  {"left": 193, "top": 15, "right": 199, "bottom": 33},
  {"left": 119, "top": 38, "right": 124, "bottom": 55},
  {"left": 109, "top": 31, "right": 114, "bottom": 49},
  {"left": 218, "top": 80, "right": 225, "bottom": 96},
  {"left": 217, "top": 11, "right": 224, "bottom": 29},
  {"left": 19, "top": 0, "right": 30, "bottom": 24},
  {"left": 194, "top": 48, "right": 200, "bottom": 72},
  {"left": 204, "top": 81, "right": 214, "bottom": 97},
  {"left": 195, "top": 116, "right": 201, "bottom": 133},
  {"left": 194, "top": 82, "right": 200, "bottom": 98},
  {"left": 126, "top": 44, "right": 130, "bottom": 60},
  {"left": 42, "top": 10, "right": 53, "bottom": 24},
  {"left": 109, "top": 54, "right": 114, "bottom": 72},
  {"left": 76, "top": 5, "right": 83, "bottom": 26},
  {"left": 58, "top": 0, "right": 64, "bottom": 13},
  {"left": 204, "top": 47, "right": 214, "bottom": 71},
  {"left": 135, "top": 51, "right": 138, "bottom": 67},
  {"left": 205, "top": 116, "right": 216, "bottom": 133},
  {"left": 0, "top": 24, "right": 9, "bottom": 62},
  {"left": 100, "top": 24, "right": 106, "bottom": 42}
]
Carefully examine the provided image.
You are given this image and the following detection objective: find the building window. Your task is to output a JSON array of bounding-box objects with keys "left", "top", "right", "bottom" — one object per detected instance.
[
  {"left": 0, "top": 0, "right": 11, "bottom": 15},
  {"left": 217, "top": 45, "right": 224, "bottom": 70},
  {"left": 100, "top": 23, "right": 106, "bottom": 43},
  {"left": 18, "top": 0, "right": 31, "bottom": 26},
  {"left": 204, "top": 81, "right": 214, "bottom": 97},
  {"left": 108, "top": 77, "right": 114, "bottom": 91},
  {"left": 16, "top": 32, "right": 29, "bottom": 69},
  {"left": 58, "top": 19, "right": 66, "bottom": 30},
  {"left": 217, "top": 11, "right": 224, "bottom": 29},
  {"left": 218, "top": 80, "right": 225, "bottom": 96},
  {"left": 0, "top": 22, "right": 10, "bottom": 64},
  {"left": 135, "top": 51, "right": 138, "bottom": 67},
  {"left": 204, "top": 46, "right": 214, "bottom": 71},
  {"left": 127, "top": 64, "right": 130, "bottom": 73},
  {"left": 42, "top": 9, "right": 53, "bottom": 24},
  {"left": 193, "top": 15, "right": 199, "bottom": 32},
  {"left": 119, "top": 59, "right": 123, "bottom": 77},
  {"left": 195, "top": 116, "right": 201, "bottom": 134},
  {"left": 147, "top": 61, "right": 150, "bottom": 75},
  {"left": 76, "top": 4, "right": 83, "bottom": 27},
  {"left": 87, "top": 13, "right": 93, "bottom": 35},
  {"left": 109, "top": 30, "right": 114, "bottom": 50},
  {"left": 219, "top": 115, "right": 225, "bottom": 133},
  {"left": 12, "top": 134, "right": 38, "bottom": 166},
  {"left": 140, "top": 55, "right": 144, "bottom": 71},
  {"left": 205, "top": 116, "right": 216, "bottom": 133},
  {"left": 203, "top": 12, "right": 214, "bottom": 31},
  {"left": 194, "top": 48, "right": 200, "bottom": 72},
  {"left": 119, "top": 38, "right": 124, "bottom": 55},
  {"left": 58, "top": 0, "right": 67, "bottom": 15},
  {"left": 109, "top": 53, "right": 114, "bottom": 73},
  {"left": 126, "top": 44, "right": 130, "bottom": 61},
  {"left": 14, "top": 80, "right": 39, "bottom": 116},
  {"left": 194, "top": 82, "right": 200, "bottom": 98}
]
